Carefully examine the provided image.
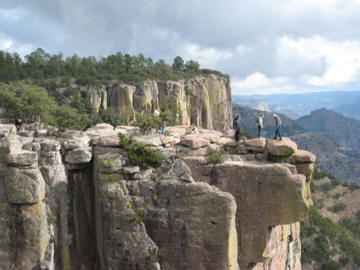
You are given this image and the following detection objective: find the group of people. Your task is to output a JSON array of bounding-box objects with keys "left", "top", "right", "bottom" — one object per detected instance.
[{"left": 233, "top": 112, "right": 282, "bottom": 141}]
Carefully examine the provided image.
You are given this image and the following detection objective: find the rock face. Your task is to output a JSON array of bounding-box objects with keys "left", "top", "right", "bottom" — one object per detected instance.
[
  {"left": 0, "top": 123, "right": 315, "bottom": 270},
  {"left": 72, "top": 73, "right": 232, "bottom": 131}
]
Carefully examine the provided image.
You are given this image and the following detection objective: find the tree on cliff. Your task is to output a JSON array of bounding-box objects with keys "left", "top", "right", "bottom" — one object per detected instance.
[
  {"left": 172, "top": 56, "right": 185, "bottom": 71},
  {"left": 0, "top": 82, "right": 89, "bottom": 129},
  {"left": 0, "top": 48, "right": 202, "bottom": 84}
]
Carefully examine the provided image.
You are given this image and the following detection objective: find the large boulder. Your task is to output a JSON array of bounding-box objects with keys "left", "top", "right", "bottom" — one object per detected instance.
[
  {"left": 85, "top": 123, "right": 116, "bottom": 140},
  {"left": 180, "top": 134, "right": 210, "bottom": 149},
  {"left": 65, "top": 147, "right": 92, "bottom": 165},
  {"left": 142, "top": 181, "right": 239, "bottom": 270},
  {"left": 244, "top": 138, "right": 266, "bottom": 153},
  {"left": 290, "top": 150, "right": 316, "bottom": 164},
  {"left": 184, "top": 159, "right": 309, "bottom": 268},
  {"left": 7, "top": 150, "right": 38, "bottom": 168},
  {"left": 267, "top": 138, "right": 298, "bottom": 158}
]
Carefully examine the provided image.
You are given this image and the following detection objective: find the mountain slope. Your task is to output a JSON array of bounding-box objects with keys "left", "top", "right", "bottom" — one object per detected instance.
[
  {"left": 302, "top": 176, "right": 360, "bottom": 270},
  {"left": 297, "top": 108, "right": 360, "bottom": 149}
]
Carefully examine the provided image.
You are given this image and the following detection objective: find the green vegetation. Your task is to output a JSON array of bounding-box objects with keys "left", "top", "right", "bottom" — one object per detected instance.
[
  {"left": 0, "top": 49, "right": 201, "bottom": 85},
  {"left": 0, "top": 49, "right": 212, "bottom": 129},
  {"left": 118, "top": 135, "right": 165, "bottom": 169},
  {"left": 207, "top": 149, "right": 225, "bottom": 164},
  {"left": 341, "top": 211, "right": 360, "bottom": 240},
  {"left": 0, "top": 82, "right": 89, "bottom": 129},
  {"left": 302, "top": 207, "right": 360, "bottom": 268},
  {"left": 328, "top": 202, "right": 346, "bottom": 213}
]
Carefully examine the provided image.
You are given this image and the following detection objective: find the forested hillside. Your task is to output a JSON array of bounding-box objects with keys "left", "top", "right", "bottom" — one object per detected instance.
[
  {"left": 0, "top": 49, "right": 229, "bottom": 130},
  {"left": 0, "top": 48, "right": 205, "bottom": 84}
]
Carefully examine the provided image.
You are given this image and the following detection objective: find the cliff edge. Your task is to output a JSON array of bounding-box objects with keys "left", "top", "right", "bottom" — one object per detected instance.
[{"left": 0, "top": 123, "right": 315, "bottom": 270}]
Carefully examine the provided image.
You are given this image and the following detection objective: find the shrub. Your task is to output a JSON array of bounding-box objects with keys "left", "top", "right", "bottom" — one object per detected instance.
[
  {"left": 135, "top": 112, "right": 161, "bottom": 133},
  {"left": 119, "top": 135, "right": 165, "bottom": 168},
  {"left": 328, "top": 202, "right": 346, "bottom": 213},
  {"left": 207, "top": 149, "right": 225, "bottom": 165}
]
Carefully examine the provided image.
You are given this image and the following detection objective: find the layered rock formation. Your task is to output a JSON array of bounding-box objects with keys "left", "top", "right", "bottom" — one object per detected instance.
[
  {"left": 0, "top": 124, "right": 315, "bottom": 270},
  {"left": 64, "top": 73, "right": 232, "bottom": 130}
]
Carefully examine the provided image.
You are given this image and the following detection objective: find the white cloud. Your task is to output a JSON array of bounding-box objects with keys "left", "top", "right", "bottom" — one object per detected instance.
[
  {"left": 0, "top": 33, "right": 34, "bottom": 56},
  {"left": 232, "top": 72, "right": 296, "bottom": 95},
  {"left": 279, "top": 35, "right": 360, "bottom": 86},
  {"left": 2, "top": 1, "right": 360, "bottom": 94},
  {"left": 178, "top": 43, "right": 233, "bottom": 69}
]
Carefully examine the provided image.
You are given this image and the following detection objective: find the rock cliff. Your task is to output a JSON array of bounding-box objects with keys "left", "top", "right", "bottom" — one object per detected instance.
[
  {"left": 65, "top": 73, "right": 232, "bottom": 131},
  {"left": 0, "top": 122, "right": 315, "bottom": 270}
]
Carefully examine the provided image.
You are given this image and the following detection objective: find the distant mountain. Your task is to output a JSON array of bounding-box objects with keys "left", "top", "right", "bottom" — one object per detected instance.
[
  {"left": 335, "top": 100, "right": 360, "bottom": 120},
  {"left": 233, "top": 104, "right": 360, "bottom": 184},
  {"left": 233, "top": 90, "right": 360, "bottom": 119},
  {"left": 297, "top": 108, "right": 360, "bottom": 150}
]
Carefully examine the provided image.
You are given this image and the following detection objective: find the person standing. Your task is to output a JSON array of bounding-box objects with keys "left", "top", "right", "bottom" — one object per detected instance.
[
  {"left": 273, "top": 113, "right": 282, "bottom": 140},
  {"left": 256, "top": 113, "right": 264, "bottom": 138},
  {"left": 233, "top": 114, "right": 241, "bottom": 142}
]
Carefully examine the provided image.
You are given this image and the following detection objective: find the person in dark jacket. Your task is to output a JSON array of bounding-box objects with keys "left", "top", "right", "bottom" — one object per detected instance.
[
  {"left": 15, "top": 118, "right": 23, "bottom": 132},
  {"left": 233, "top": 114, "right": 241, "bottom": 142}
]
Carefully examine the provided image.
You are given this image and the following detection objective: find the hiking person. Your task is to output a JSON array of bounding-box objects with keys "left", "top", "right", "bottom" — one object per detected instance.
[
  {"left": 256, "top": 112, "right": 264, "bottom": 138},
  {"left": 273, "top": 113, "right": 282, "bottom": 140},
  {"left": 15, "top": 118, "right": 23, "bottom": 132},
  {"left": 233, "top": 114, "right": 241, "bottom": 142}
]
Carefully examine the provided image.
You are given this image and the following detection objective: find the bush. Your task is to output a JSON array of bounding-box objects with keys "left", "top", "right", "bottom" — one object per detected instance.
[
  {"left": 328, "top": 202, "right": 346, "bottom": 213},
  {"left": 207, "top": 149, "right": 225, "bottom": 164},
  {"left": 135, "top": 112, "right": 161, "bottom": 133},
  {"left": 54, "top": 105, "right": 89, "bottom": 130},
  {"left": 119, "top": 135, "right": 165, "bottom": 168}
]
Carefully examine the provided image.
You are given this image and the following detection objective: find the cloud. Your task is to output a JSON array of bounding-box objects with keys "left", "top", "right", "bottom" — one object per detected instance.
[
  {"left": 1, "top": 0, "right": 360, "bottom": 94},
  {"left": 233, "top": 73, "right": 296, "bottom": 95}
]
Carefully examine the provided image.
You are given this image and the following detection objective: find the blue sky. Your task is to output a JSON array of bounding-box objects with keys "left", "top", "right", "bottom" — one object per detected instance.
[{"left": 1, "top": 0, "right": 360, "bottom": 95}]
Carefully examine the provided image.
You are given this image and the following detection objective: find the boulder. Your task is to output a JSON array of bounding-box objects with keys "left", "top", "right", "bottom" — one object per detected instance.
[
  {"left": 143, "top": 181, "right": 239, "bottom": 270},
  {"left": 85, "top": 123, "right": 116, "bottom": 140},
  {"left": 7, "top": 150, "right": 38, "bottom": 168},
  {"left": 180, "top": 134, "right": 210, "bottom": 149},
  {"left": 92, "top": 135, "right": 120, "bottom": 147},
  {"left": 65, "top": 147, "right": 92, "bottom": 164},
  {"left": 5, "top": 167, "right": 46, "bottom": 204},
  {"left": 0, "top": 124, "right": 16, "bottom": 137},
  {"left": 132, "top": 134, "right": 164, "bottom": 147},
  {"left": 165, "top": 126, "right": 188, "bottom": 137},
  {"left": 244, "top": 138, "right": 266, "bottom": 153},
  {"left": 185, "top": 160, "right": 309, "bottom": 268},
  {"left": 267, "top": 138, "right": 298, "bottom": 158},
  {"left": 122, "top": 166, "right": 140, "bottom": 175},
  {"left": 167, "top": 159, "right": 195, "bottom": 183},
  {"left": 115, "top": 125, "right": 140, "bottom": 136},
  {"left": 291, "top": 150, "right": 316, "bottom": 164}
]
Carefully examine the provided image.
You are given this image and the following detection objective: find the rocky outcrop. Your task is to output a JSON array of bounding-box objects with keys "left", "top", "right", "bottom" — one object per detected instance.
[
  {"left": 63, "top": 73, "right": 232, "bottom": 131},
  {"left": 108, "top": 83, "right": 137, "bottom": 123},
  {"left": 0, "top": 124, "right": 315, "bottom": 270}
]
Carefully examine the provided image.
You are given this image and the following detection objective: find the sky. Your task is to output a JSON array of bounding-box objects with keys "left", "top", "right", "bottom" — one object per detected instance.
[{"left": 1, "top": 0, "right": 360, "bottom": 95}]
